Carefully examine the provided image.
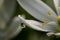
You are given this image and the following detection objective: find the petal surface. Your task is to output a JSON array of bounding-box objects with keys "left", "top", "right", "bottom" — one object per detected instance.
[
  {"left": 5, "top": 16, "right": 24, "bottom": 38},
  {"left": 53, "top": 0, "right": 60, "bottom": 15},
  {"left": 47, "top": 32, "right": 60, "bottom": 38},
  {"left": 42, "top": 22, "right": 60, "bottom": 32},
  {"left": 18, "top": 15, "right": 60, "bottom": 32},
  {"left": 18, "top": 15, "right": 50, "bottom": 32},
  {"left": 17, "top": 0, "right": 57, "bottom": 22},
  {"left": 25, "top": 21, "right": 60, "bottom": 32},
  {"left": 25, "top": 20, "right": 49, "bottom": 32}
]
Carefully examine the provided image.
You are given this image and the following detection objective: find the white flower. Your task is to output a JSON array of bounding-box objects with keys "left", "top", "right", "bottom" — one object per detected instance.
[{"left": 17, "top": 0, "right": 60, "bottom": 37}]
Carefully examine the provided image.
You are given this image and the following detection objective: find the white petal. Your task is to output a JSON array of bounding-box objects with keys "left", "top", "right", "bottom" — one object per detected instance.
[
  {"left": 47, "top": 32, "right": 55, "bottom": 36},
  {"left": 42, "top": 22, "right": 59, "bottom": 32},
  {"left": 25, "top": 20, "right": 49, "bottom": 32},
  {"left": 18, "top": 15, "right": 60, "bottom": 32},
  {"left": 25, "top": 20, "right": 41, "bottom": 27},
  {"left": 18, "top": 15, "right": 49, "bottom": 32},
  {"left": 54, "top": 33, "right": 60, "bottom": 36},
  {"left": 17, "top": 0, "right": 57, "bottom": 22},
  {"left": 5, "top": 16, "right": 24, "bottom": 38},
  {"left": 53, "top": 0, "right": 60, "bottom": 15},
  {"left": 47, "top": 32, "right": 60, "bottom": 37}
]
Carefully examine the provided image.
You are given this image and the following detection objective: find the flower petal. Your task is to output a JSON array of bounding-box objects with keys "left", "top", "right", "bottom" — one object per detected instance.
[
  {"left": 25, "top": 20, "right": 41, "bottom": 27},
  {"left": 54, "top": 33, "right": 60, "bottom": 36},
  {"left": 5, "top": 16, "right": 25, "bottom": 38},
  {"left": 18, "top": 15, "right": 49, "bottom": 32},
  {"left": 18, "top": 15, "right": 60, "bottom": 32},
  {"left": 25, "top": 20, "right": 49, "bottom": 32},
  {"left": 47, "top": 32, "right": 55, "bottom": 36},
  {"left": 17, "top": 0, "right": 57, "bottom": 22},
  {"left": 47, "top": 32, "right": 60, "bottom": 38},
  {"left": 42, "top": 22, "right": 59, "bottom": 32},
  {"left": 53, "top": 0, "right": 60, "bottom": 15}
]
